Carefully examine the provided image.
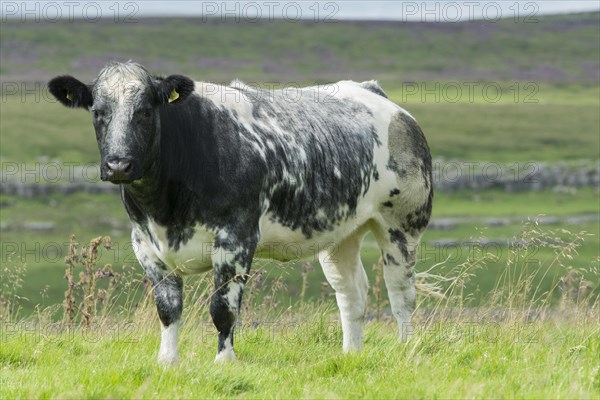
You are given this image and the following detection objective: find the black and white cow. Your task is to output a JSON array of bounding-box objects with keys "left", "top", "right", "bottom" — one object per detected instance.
[{"left": 48, "top": 62, "right": 432, "bottom": 365}]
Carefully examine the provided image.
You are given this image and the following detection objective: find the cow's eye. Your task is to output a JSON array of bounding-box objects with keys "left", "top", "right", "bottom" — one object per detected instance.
[
  {"left": 93, "top": 109, "right": 104, "bottom": 119},
  {"left": 140, "top": 108, "right": 152, "bottom": 118}
]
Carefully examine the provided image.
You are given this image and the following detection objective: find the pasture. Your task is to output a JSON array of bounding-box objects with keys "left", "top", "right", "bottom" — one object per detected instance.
[
  {"left": 1, "top": 310, "right": 597, "bottom": 398},
  {"left": 1, "top": 11, "right": 599, "bottom": 399}
]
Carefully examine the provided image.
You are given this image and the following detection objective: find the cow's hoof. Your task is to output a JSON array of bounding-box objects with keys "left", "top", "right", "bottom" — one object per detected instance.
[
  {"left": 158, "top": 353, "right": 180, "bottom": 367},
  {"left": 214, "top": 349, "right": 236, "bottom": 364},
  {"left": 342, "top": 344, "right": 362, "bottom": 353}
]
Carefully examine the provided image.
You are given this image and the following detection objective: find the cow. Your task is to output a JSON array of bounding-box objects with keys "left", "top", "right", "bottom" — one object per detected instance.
[{"left": 48, "top": 61, "right": 432, "bottom": 365}]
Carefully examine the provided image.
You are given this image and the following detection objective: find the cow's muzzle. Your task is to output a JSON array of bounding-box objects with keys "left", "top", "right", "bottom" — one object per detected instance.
[{"left": 103, "top": 157, "right": 136, "bottom": 184}]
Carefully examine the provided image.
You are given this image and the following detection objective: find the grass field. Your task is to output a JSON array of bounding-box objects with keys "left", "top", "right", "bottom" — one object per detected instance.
[
  {"left": 1, "top": 310, "right": 598, "bottom": 398},
  {"left": 2, "top": 229, "right": 598, "bottom": 399},
  {"left": 2, "top": 226, "right": 599, "bottom": 398}
]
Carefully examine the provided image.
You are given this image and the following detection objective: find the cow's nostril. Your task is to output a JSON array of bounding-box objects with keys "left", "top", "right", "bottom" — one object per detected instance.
[
  {"left": 105, "top": 159, "right": 133, "bottom": 182},
  {"left": 107, "top": 161, "right": 130, "bottom": 171}
]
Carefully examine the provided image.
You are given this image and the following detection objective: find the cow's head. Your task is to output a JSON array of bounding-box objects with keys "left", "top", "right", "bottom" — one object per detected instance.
[{"left": 48, "top": 62, "right": 194, "bottom": 184}]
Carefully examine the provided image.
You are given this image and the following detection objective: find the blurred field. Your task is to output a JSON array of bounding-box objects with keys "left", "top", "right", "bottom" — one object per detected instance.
[
  {"left": 1, "top": 13, "right": 599, "bottom": 83},
  {"left": 2, "top": 188, "right": 598, "bottom": 315},
  {"left": 1, "top": 88, "right": 599, "bottom": 163},
  {"left": 1, "top": 13, "right": 599, "bottom": 315}
]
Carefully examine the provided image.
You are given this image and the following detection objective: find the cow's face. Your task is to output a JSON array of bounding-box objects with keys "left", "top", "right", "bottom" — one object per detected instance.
[{"left": 48, "top": 62, "right": 194, "bottom": 184}]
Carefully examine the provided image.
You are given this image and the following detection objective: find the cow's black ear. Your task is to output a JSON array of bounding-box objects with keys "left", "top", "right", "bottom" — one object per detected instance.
[
  {"left": 48, "top": 75, "right": 93, "bottom": 110},
  {"left": 156, "top": 75, "right": 195, "bottom": 105}
]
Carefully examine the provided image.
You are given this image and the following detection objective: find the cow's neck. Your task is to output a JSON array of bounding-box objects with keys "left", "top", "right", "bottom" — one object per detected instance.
[
  {"left": 120, "top": 162, "right": 171, "bottom": 226},
  {"left": 120, "top": 96, "right": 218, "bottom": 227},
  {"left": 119, "top": 113, "right": 166, "bottom": 217}
]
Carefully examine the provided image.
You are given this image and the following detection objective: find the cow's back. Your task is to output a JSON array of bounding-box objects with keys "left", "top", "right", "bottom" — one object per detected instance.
[{"left": 237, "top": 82, "right": 396, "bottom": 239}]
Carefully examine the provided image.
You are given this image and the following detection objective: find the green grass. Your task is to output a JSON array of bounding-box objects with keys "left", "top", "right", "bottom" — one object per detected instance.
[
  {"left": 2, "top": 216, "right": 598, "bottom": 398},
  {"left": 0, "top": 94, "right": 100, "bottom": 164},
  {"left": 412, "top": 103, "right": 600, "bottom": 161},
  {"left": 431, "top": 188, "right": 600, "bottom": 217},
  {"left": 1, "top": 308, "right": 598, "bottom": 398}
]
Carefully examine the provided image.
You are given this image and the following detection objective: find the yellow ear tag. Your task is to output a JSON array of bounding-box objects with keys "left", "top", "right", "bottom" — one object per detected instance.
[
  {"left": 168, "top": 89, "right": 179, "bottom": 103},
  {"left": 66, "top": 93, "right": 73, "bottom": 101}
]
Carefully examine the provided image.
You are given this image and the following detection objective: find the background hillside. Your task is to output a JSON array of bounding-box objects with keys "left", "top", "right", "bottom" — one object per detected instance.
[{"left": 1, "top": 13, "right": 599, "bottom": 84}]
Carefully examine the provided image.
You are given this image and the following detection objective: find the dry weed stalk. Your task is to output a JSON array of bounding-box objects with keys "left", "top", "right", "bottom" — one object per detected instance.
[
  {"left": 299, "top": 262, "right": 314, "bottom": 304},
  {"left": 63, "top": 235, "right": 79, "bottom": 327},
  {"left": 372, "top": 256, "right": 384, "bottom": 321},
  {"left": 0, "top": 255, "right": 27, "bottom": 321},
  {"left": 62, "top": 235, "right": 116, "bottom": 328}
]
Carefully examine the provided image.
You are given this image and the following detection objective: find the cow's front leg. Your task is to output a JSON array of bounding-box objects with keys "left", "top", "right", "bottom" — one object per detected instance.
[
  {"left": 134, "top": 238, "right": 183, "bottom": 366},
  {"left": 210, "top": 237, "right": 256, "bottom": 363},
  {"left": 151, "top": 271, "right": 183, "bottom": 366}
]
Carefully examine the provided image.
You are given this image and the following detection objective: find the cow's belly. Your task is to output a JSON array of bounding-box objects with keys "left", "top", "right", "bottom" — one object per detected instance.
[
  {"left": 134, "top": 195, "right": 377, "bottom": 275},
  {"left": 134, "top": 220, "right": 215, "bottom": 275},
  {"left": 256, "top": 204, "right": 373, "bottom": 262},
  {"left": 256, "top": 224, "right": 354, "bottom": 263}
]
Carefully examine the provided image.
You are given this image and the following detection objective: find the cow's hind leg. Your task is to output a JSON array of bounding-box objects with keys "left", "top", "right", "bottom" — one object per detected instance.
[
  {"left": 377, "top": 110, "right": 432, "bottom": 339},
  {"left": 372, "top": 222, "right": 422, "bottom": 340},
  {"left": 318, "top": 227, "right": 369, "bottom": 352}
]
